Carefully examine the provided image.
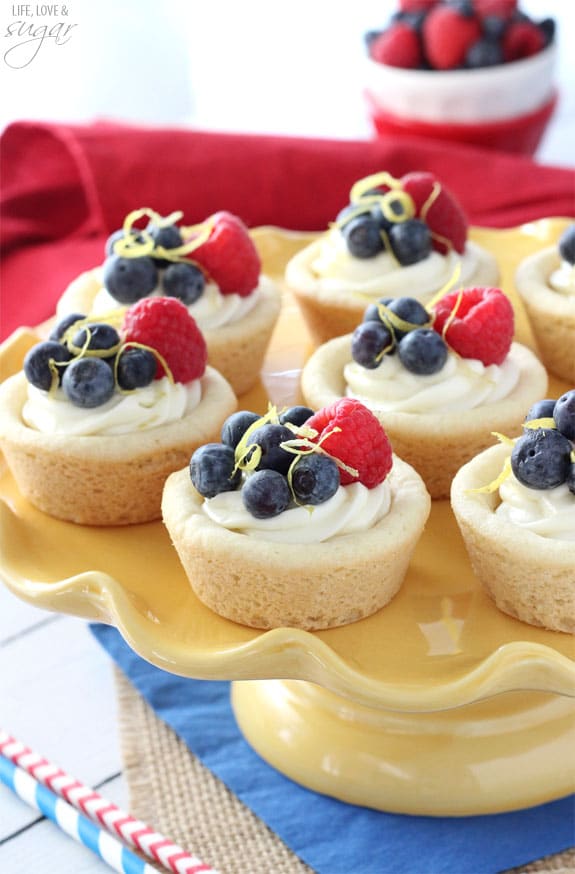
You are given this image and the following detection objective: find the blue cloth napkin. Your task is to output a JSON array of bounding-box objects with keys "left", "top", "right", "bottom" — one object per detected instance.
[{"left": 91, "top": 624, "right": 574, "bottom": 874}]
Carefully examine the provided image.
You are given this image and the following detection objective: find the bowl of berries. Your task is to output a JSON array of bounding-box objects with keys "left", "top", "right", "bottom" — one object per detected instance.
[{"left": 364, "top": 0, "right": 557, "bottom": 154}]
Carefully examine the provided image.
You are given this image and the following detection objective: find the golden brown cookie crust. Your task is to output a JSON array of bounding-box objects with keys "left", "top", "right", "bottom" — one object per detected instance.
[
  {"left": 162, "top": 457, "right": 431, "bottom": 631},
  {"left": 0, "top": 368, "right": 237, "bottom": 526},
  {"left": 515, "top": 246, "right": 575, "bottom": 383},
  {"left": 451, "top": 443, "right": 575, "bottom": 633}
]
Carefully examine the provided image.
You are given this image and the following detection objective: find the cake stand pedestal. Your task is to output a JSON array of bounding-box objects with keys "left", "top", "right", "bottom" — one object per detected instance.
[{"left": 232, "top": 680, "right": 575, "bottom": 816}]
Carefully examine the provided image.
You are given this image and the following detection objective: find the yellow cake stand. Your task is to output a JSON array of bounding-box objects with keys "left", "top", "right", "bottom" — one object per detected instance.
[{"left": 1, "top": 221, "right": 574, "bottom": 817}]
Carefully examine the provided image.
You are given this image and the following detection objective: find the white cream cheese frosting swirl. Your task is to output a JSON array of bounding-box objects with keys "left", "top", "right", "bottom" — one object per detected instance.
[
  {"left": 90, "top": 280, "right": 263, "bottom": 331},
  {"left": 496, "top": 477, "right": 575, "bottom": 542},
  {"left": 201, "top": 480, "right": 391, "bottom": 544},
  {"left": 22, "top": 377, "right": 201, "bottom": 436},
  {"left": 549, "top": 261, "right": 575, "bottom": 296},
  {"left": 308, "top": 228, "right": 480, "bottom": 301},
  {"left": 344, "top": 347, "right": 521, "bottom": 414}
]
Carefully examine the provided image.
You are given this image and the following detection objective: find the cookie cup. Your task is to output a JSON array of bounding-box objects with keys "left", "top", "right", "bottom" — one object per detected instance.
[
  {"left": 515, "top": 247, "right": 575, "bottom": 383},
  {"left": 0, "top": 368, "right": 236, "bottom": 526},
  {"left": 301, "top": 337, "right": 548, "bottom": 500},
  {"left": 451, "top": 443, "right": 575, "bottom": 633},
  {"left": 162, "top": 457, "right": 430, "bottom": 631},
  {"left": 57, "top": 270, "right": 282, "bottom": 396},
  {"left": 284, "top": 240, "right": 499, "bottom": 345}
]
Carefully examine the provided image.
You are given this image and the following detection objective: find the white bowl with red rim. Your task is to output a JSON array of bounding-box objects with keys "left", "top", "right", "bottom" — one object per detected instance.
[{"left": 364, "top": 42, "right": 558, "bottom": 153}]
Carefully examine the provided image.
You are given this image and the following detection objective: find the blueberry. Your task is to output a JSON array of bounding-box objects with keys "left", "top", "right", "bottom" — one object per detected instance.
[
  {"left": 558, "top": 225, "right": 575, "bottom": 265},
  {"left": 291, "top": 454, "right": 340, "bottom": 506},
  {"left": 374, "top": 194, "right": 410, "bottom": 227},
  {"left": 370, "top": 205, "right": 394, "bottom": 233},
  {"left": 342, "top": 214, "right": 384, "bottom": 259},
  {"left": 567, "top": 464, "right": 575, "bottom": 496},
  {"left": 279, "top": 406, "right": 314, "bottom": 428},
  {"left": 105, "top": 229, "right": 145, "bottom": 257},
  {"left": 242, "top": 469, "right": 291, "bottom": 519},
  {"left": 49, "top": 313, "right": 86, "bottom": 342},
  {"left": 103, "top": 254, "right": 158, "bottom": 304},
  {"left": 363, "top": 298, "right": 393, "bottom": 324},
  {"left": 189, "top": 443, "right": 241, "bottom": 498},
  {"left": 446, "top": 0, "right": 474, "bottom": 16},
  {"left": 351, "top": 320, "right": 393, "bottom": 369},
  {"left": 553, "top": 390, "right": 575, "bottom": 441},
  {"left": 539, "top": 17, "right": 556, "bottom": 46},
  {"left": 24, "top": 341, "right": 72, "bottom": 390},
  {"left": 481, "top": 16, "right": 507, "bottom": 40},
  {"left": 400, "top": 11, "right": 427, "bottom": 32},
  {"left": 220, "top": 410, "right": 261, "bottom": 449},
  {"left": 162, "top": 262, "right": 205, "bottom": 305},
  {"left": 398, "top": 329, "right": 448, "bottom": 375},
  {"left": 148, "top": 223, "right": 182, "bottom": 251},
  {"left": 524, "top": 398, "right": 557, "bottom": 424},
  {"left": 62, "top": 357, "right": 115, "bottom": 408},
  {"left": 70, "top": 323, "right": 121, "bottom": 357},
  {"left": 247, "top": 424, "right": 294, "bottom": 475},
  {"left": 336, "top": 203, "right": 368, "bottom": 225},
  {"left": 148, "top": 224, "right": 184, "bottom": 267},
  {"left": 389, "top": 219, "right": 432, "bottom": 266},
  {"left": 385, "top": 296, "right": 430, "bottom": 341},
  {"left": 511, "top": 429, "right": 572, "bottom": 490},
  {"left": 116, "top": 347, "right": 157, "bottom": 390},
  {"left": 363, "top": 29, "right": 382, "bottom": 49},
  {"left": 466, "top": 39, "right": 504, "bottom": 68}
]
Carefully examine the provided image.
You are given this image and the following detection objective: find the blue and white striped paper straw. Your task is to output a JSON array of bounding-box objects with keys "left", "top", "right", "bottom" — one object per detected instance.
[{"left": 0, "top": 756, "right": 157, "bottom": 874}]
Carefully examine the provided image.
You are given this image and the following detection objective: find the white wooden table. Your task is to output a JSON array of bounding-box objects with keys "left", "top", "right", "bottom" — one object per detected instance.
[{"left": 0, "top": 587, "right": 126, "bottom": 872}]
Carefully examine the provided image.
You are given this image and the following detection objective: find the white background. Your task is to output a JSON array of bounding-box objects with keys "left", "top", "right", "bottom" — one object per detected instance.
[{"left": 0, "top": 0, "right": 573, "bottom": 166}]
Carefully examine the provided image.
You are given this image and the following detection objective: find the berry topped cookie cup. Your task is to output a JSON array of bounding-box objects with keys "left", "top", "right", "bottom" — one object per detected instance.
[
  {"left": 515, "top": 223, "right": 575, "bottom": 384},
  {"left": 57, "top": 208, "right": 282, "bottom": 396},
  {"left": 162, "top": 398, "right": 430, "bottom": 630},
  {"left": 301, "top": 285, "right": 547, "bottom": 499},
  {"left": 284, "top": 170, "right": 499, "bottom": 345},
  {"left": 0, "top": 298, "right": 236, "bottom": 525},
  {"left": 451, "top": 390, "right": 575, "bottom": 633}
]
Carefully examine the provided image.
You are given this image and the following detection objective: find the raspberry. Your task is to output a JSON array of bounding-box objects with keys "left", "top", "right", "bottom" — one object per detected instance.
[
  {"left": 122, "top": 297, "right": 207, "bottom": 383},
  {"left": 191, "top": 211, "right": 261, "bottom": 297},
  {"left": 401, "top": 171, "right": 467, "bottom": 254},
  {"left": 369, "top": 22, "right": 423, "bottom": 69},
  {"left": 399, "top": 0, "right": 438, "bottom": 11},
  {"left": 472, "top": 0, "right": 517, "bottom": 20},
  {"left": 432, "top": 286, "right": 514, "bottom": 366},
  {"left": 305, "top": 398, "right": 393, "bottom": 489},
  {"left": 502, "top": 20, "right": 545, "bottom": 62},
  {"left": 423, "top": 5, "right": 482, "bottom": 70}
]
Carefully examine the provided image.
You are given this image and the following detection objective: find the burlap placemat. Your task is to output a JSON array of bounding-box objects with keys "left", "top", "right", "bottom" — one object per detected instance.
[{"left": 114, "top": 669, "right": 574, "bottom": 874}]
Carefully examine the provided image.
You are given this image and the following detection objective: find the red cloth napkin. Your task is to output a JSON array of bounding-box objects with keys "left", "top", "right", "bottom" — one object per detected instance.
[{"left": 1, "top": 119, "right": 574, "bottom": 340}]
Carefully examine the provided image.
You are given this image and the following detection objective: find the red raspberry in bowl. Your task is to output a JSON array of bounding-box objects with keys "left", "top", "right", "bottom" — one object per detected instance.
[
  {"left": 503, "top": 20, "right": 546, "bottom": 61},
  {"left": 305, "top": 398, "right": 393, "bottom": 488},
  {"left": 473, "top": 0, "right": 517, "bottom": 20},
  {"left": 399, "top": 0, "right": 438, "bottom": 11},
  {"left": 422, "top": 4, "right": 482, "bottom": 70},
  {"left": 432, "top": 286, "right": 514, "bottom": 366},
  {"left": 369, "top": 22, "right": 423, "bottom": 69},
  {"left": 122, "top": 297, "right": 207, "bottom": 383}
]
